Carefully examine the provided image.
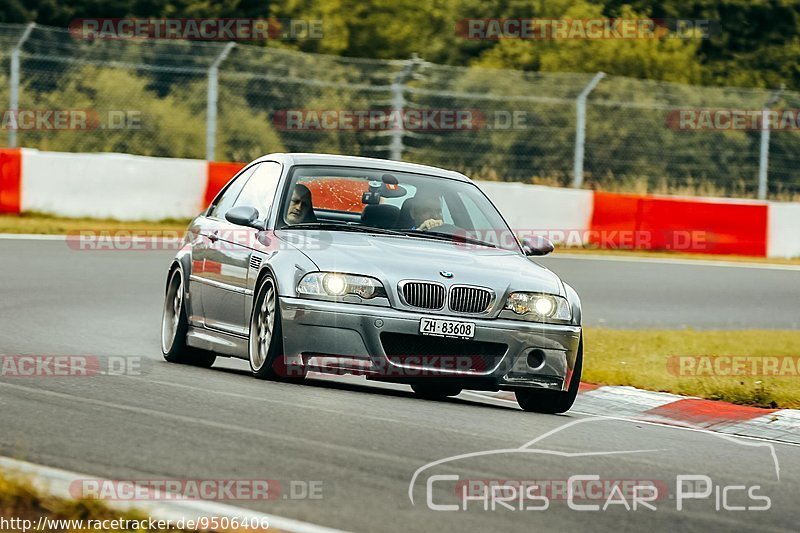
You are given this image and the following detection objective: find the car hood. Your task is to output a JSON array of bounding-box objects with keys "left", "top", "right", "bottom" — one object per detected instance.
[{"left": 276, "top": 230, "right": 564, "bottom": 296}]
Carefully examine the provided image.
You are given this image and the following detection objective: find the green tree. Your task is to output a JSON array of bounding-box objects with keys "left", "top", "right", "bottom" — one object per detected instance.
[{"left": 474, "top": 2, "right": 703, "bottom": 84}]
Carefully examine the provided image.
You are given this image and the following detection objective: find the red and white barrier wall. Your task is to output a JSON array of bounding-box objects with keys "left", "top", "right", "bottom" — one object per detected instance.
[
  {"left": 1, "top": 147, "right": 798, "bottom": 258},
  {"left": 589, "top": 191, "right": 770, "bottom": 257},
  {"left": 1, "top": 148, "right": 207, "bottom": 220}
]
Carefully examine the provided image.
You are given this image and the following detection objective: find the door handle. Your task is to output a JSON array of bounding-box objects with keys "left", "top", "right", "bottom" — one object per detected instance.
[{"left": 208, "top": 231, "right": 219, "bottom": 243}]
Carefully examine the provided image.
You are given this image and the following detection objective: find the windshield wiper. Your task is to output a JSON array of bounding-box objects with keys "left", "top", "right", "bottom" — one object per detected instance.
[
  {"left": 281, "top": 222, "right": 405, "bottom": 236},
  {"left": 399, "top": 230, "right": 496, "bottom": 248}
]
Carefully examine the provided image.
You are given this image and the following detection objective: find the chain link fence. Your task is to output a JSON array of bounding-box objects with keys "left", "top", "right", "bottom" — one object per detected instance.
[{"left": 1, "top": 23, "right": 799, "bottom": 199}]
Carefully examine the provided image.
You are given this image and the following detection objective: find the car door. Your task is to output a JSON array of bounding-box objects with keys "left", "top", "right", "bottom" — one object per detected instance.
[
  {"left": 200, "top": 161, "right": 283, "bottom": 335},
  {"left": 190, "top": 163, "right": 258, "bottom": 329}
]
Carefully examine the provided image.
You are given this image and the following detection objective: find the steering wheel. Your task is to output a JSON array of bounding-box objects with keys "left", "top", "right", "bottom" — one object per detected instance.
[{"left": 427, "top": 223, "right": 460, "bottom": 234}]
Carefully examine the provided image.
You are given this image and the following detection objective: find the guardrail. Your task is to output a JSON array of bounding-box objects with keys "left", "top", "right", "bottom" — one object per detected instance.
[{"left": 0, "top": 148, "right": 797, "bottom": 258}]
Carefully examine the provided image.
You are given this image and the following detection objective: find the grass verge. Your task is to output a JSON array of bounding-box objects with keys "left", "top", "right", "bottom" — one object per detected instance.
[
  {"left": 0, "top": 213, "right": 191, "bottom": 235},
  {"left": 584, "top": 328, "right": 800, "bottom": 409}
]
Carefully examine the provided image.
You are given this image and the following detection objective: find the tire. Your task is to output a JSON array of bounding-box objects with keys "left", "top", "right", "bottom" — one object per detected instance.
[
  {"left": 515, "top": 336, "right": 583, "bottom": 414},
  {"left": 411, "top": 382, "right": 463, "bottom": 400},
  {"left": 249, "top": 273, "right": 306, "bottom": 381},
  {"left": 161, "top": 267, "right": 216, "bottom": 368}
]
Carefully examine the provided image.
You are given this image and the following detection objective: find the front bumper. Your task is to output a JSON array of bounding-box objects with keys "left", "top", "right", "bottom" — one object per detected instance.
[{"left": 279, "top": 296, "right": 581, "bottom": 392}]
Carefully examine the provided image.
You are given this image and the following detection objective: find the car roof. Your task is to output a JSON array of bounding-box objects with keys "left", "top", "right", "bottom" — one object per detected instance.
[{"left": 254, "top": 153, "right": 471, "bottom": 182}]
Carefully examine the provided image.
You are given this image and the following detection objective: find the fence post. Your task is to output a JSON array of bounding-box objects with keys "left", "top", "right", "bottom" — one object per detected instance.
[
  {"left": 8, "top": 22, "right": 35, "bottom": 149},
  {"left": 389, "top": 54, "right": 421, "bottom": 161},
  {"left": 572, "top": 72, "right": 605, "bottom": 189},
  {"left": 757, "top": 86, "right": 784, "bottom": 200},
  {"left": 206, "top": 42, "right": 236, "bottom": 161}
]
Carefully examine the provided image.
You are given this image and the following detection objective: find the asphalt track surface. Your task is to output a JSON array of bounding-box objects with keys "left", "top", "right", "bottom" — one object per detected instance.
[
  {"left": 1, "top": 238, "right": 799, "bottom": 532},
  {"left": 538, "top": 254, "right": 800, "bottom": 330}
]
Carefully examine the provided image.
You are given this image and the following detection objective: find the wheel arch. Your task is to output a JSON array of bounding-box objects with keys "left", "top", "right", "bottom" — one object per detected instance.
[
  {"left": 254, "top": 263, "right": 278, "bottom": 290},
  {"left": 166, "top": 253, "right": 195, "bottom": 318},
  {"left": 250, "top": 263, "right": 280, "bottom": 325},
  {"left": 563, "top": 282, "right": 582, "bottom": 326}
]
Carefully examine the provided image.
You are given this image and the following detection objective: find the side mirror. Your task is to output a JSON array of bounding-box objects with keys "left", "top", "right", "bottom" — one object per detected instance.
[
  {"left": 225, "top": 206, "right": 261, "bottom": 228},
  {"left": 521, "top": 235, "right": 554, "bottom": 257}
]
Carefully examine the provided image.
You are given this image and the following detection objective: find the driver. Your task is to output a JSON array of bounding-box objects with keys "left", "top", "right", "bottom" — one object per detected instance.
[
  {"left": 409, "top": 195, "right": 444, "bottom": 231},
  {"left": 286, "top": 184, "right": 317, "bottom": 224}
]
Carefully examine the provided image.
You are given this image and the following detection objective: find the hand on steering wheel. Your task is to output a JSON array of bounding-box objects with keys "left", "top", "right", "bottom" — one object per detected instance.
[{"left": 417, "top": 218, "right": 444, "bottom": 231}]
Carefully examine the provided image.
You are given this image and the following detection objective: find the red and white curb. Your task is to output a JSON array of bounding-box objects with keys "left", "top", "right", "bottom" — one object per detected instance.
[
  {"left": 0, "top": 456, "right": 348, "bottom": 533},
  {"left": 474, "top": 384, "right": 800, "bottom": 445}
]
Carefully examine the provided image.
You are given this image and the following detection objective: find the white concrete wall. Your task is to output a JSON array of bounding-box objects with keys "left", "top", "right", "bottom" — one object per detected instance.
[
  {"left": 476, "top": 181, "right": 594, "bottom": 245},
  {"left": 768, "top": 202, "right": 800, "bottom": 258},
  {"left": 20, "top": 149, "right": 207, "bottom": 220}
]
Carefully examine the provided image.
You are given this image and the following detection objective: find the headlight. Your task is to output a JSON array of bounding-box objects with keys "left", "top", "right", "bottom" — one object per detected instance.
[
  {"left": 504, "top": 292, "right": 571, "bottom": 322},
  {"left": 297, "top": 272, "right": 386, "bottom": 300}
]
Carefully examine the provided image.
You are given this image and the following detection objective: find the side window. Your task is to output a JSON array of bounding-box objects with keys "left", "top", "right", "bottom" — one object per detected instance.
[
  {"left": 209, "top": 165, "right": 258, "bottom": 219},
  {"left": 233, "top": 161, "right": 282, "bottom": 219}
]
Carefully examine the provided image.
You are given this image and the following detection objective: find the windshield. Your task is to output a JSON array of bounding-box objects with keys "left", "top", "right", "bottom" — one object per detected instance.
[{"left": 278, "top": 165, "right": 520, "bottom": 252}]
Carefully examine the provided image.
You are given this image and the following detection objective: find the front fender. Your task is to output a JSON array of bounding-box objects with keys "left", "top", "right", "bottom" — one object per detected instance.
[
  {"left": 563, "top": 282, "right": 582, "bottom": 326},
  {"left": 245, "top": 239, "right": 319, "bottom": 316}
]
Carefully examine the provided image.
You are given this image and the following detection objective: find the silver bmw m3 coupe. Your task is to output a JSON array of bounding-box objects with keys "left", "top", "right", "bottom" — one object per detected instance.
[{"left": 161, "top": 153, "right": 583, "bottom": 413}]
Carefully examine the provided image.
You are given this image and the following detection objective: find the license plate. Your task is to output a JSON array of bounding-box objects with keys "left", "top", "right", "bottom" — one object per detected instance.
[{"left": 419, "top": 317, "right": 475, "bottom": 339}]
